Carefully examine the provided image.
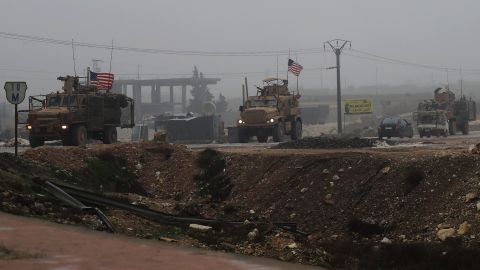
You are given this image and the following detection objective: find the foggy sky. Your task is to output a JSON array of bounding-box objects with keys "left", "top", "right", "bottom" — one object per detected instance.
[{"left": 0, "top": 0, "right": 479, "bottom": 101}]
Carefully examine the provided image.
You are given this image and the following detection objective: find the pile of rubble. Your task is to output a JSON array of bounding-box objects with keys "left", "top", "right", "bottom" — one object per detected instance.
[{"left": 7, "top": 142, "right": 480, "bottom": 268}]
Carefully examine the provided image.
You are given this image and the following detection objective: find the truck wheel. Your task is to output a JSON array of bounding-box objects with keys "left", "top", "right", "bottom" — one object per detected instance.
[
  {"left": 462, "top": 123, "right": 469, "bottom": 135},
  {"left": 29, "top": 135, "right": 44, "bottom": 148},
  {"left": 103, "top": 126, "right": 117, "bottom": 144},
  {"left": 71, "top": 125, "right": 87, "bottom": 146},
  {"left": 448, "top": 121, "right": 456, "bottom": 135},
  {"left": 291, "top": 120, "right": 302, "bottom": 140},
  {"left": 273, "top": 123, "right": 284, "bottom": 142},
  {"left": 419, "top": 132, "right": 424, "bottom": 138},
  {"left": 256, "top": 131, "right": 268, "bottom": 143}
]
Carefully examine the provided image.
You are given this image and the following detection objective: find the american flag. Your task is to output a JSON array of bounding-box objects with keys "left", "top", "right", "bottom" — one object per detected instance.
[
  {"left": 90, "top": 71, "right": 114, "bottom": 90},
  {"left": 288, "top": 59, "right": 303, "bottom": 76}
]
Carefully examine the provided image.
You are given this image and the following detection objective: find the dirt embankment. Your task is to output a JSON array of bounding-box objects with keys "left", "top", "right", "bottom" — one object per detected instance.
[{"left": 4, "top": 142, "right": 480, "bottom": 269}]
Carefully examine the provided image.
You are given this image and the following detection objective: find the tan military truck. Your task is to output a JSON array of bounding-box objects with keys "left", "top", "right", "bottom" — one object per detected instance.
[
  {"left": 231, "top": 77, "right": 302, "bottom": 143},
  {"left": 414, "top": 87, "right": 476, "bottom": 137},
  {"left": 26, "top": 76, "right": 134, "bottom": 147}
]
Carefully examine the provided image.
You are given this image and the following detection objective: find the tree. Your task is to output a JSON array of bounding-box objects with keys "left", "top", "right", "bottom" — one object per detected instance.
[
  {"left": 215, "top": 93, "right": 228, "bottom": 114},
  {"left": 187, "top": 66, "right": 214, "bottom": 113}
]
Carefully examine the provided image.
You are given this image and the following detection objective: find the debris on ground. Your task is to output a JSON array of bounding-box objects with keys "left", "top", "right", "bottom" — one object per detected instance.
[{"left": 4, "top": 141, "right": 480, "bottom": 268}]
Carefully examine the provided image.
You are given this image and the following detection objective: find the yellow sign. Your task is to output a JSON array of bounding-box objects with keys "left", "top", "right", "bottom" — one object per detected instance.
[{"left": 344, "top": 99, "right": 373, "bottom": 114}]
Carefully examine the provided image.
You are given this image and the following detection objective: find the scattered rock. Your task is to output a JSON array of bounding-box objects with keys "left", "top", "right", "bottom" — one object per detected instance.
[
  {"left": 249, "top": 209, "right": 255, "bottom": 214},
  {"left": 189, "top": 224, "right": 212, "bottom": 232},
  {"left": 332, "top": 175, "right": 340, "bottom": 181},
  {"left": 322, "top": 169, "right": 329, "bottom": 174},
  {"left": 247, "top": 228, "right": 259, "bottom": 241},
  {"left": 476, "top": 202, "right": 480, "bottom": 211},
  {"left": 380, "top": 237, "right": 392, "bottom": 244},
  {"left": 437, "top": 223, "right": 452, "bottom": 229},
  {"left": 286, "top": 243, "right": 298, "bottom": 249},
  {"left": 437, "top": 228, "right": 456, "bottom": 241},
  {"left": 338, "top": 168, "right": 345, "bottom": 173},
  {"left": 381, "top": 166, "right": 391, "bottom": 174},
  {"left": 465, "top": 192, "right": 478, "bottom": 203},
  {"left": 324, "top": 194, "right": 334, "bottom": 205},
  {"left": 300, "top": 187, "right": 308, "bottom": 193},
  {"left": 457, "top": 221, "right": 471, "bottom": 235},
  {"left": 135, "top": 163, "right": 143, "bottom": 170},
  {"left": 159, "top": 237, "right": 177, "bottom": 242}
]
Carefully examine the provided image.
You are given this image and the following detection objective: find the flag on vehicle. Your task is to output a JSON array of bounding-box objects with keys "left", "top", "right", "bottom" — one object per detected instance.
[
  {"left": 90, "top": 71, "right": 114, "bottom": 90},
  {"left": 288, "top": 59, "right": 303, "bottom": 76}
]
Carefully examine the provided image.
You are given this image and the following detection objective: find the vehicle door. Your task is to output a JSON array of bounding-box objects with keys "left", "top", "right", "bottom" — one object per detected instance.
[{"left": 86, "top": 96, "right": 104, "bottom": 130}]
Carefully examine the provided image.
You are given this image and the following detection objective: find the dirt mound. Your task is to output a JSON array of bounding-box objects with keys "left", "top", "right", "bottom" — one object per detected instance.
[
  {"left": 276, "top": 135, "right": 384, "bottom": 149},
  {"left": 17, "top": 142, "right": 480, "bottom": 268}
]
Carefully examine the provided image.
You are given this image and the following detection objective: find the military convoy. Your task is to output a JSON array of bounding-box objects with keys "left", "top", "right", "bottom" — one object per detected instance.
[
  {"left": 229, "top": 78, "right": 302, "bottom": 143},
  {"left": 26, "top": 76, "right": 134, "bottom": 147},
  {"left": 413, "top": 87, "right": 476, "bottom": 137}
]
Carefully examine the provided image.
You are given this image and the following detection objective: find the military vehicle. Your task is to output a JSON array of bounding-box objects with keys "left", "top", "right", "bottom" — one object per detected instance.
[
  {"left": 413, "top": 87, "right": 476, "bottom": 137},
  {"left": 26, "top": 76, "right": 134, "bottom": 147},
  {"left": 413, "top": 111, "right": 449, "bottom": 138},
  {"left": 231, "top": 77, "right": 302, "bottom": 143}
]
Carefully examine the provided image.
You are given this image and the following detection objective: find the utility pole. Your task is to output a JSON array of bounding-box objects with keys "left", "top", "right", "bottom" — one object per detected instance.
[{"left": 324, "top": 39, "right": 351, "bottom": 135}]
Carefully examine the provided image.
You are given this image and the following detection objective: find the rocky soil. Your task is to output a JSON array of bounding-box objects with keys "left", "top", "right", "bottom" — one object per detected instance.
[{"left": 2, "top": 141, "right": 480, "bottom": 269}]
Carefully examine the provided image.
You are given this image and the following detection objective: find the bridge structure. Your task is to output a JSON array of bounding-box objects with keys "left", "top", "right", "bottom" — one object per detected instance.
[{"left": 111, "top": 68, "right": 220, "bottom": 119}]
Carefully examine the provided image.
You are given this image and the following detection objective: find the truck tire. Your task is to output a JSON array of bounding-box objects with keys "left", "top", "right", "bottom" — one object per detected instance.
[
  {"left": 256, "top": 131, "right": 268, "bottom": 143},
  {"left": 291, "top": 120, "right": 302, "bottom": 140},
  {"left": 273, "top": 123, "right": 284, "bottom": 142},
  {"left": 29, "top": 135, "right": 44, "bottom": 148},
  {"left": 448, "top": 121, "right": 456, "bottom": 135},
  {"left": 462, "top": 123, "right": 469, "bottom": 135},
  {"left": 71, "top": 125, "right": 87, "bottom": 146},
  {"left": 103, "top": 126, "right": 117, "bottom": 144}
]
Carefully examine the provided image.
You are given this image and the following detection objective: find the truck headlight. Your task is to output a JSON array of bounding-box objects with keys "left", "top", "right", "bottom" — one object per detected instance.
[
  {"left": 61, "top": 125, "right": 68, "bottom": 130},
  {"left": 238, "top": 119, "right": 244, "bottom": 124},
  {"left": 269, "top": 118, "right": 275, "bottom": 123},
  {"left": 26, "top": 125, "right": 32, "bottom": 130}
]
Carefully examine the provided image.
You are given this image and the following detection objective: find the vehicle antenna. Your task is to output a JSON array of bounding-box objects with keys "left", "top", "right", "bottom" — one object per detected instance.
[
  {"left": 109, "top": 39, "right": 114, "bottom": 74},
  {"left": 460, "top": 67, "right": 463, "bottom": 97},
  {"left": 71, "top": 39, "right": 77, "bottom": 76},
  {"left": 287, "top": 49, "right": 290, "bottom": 87}
]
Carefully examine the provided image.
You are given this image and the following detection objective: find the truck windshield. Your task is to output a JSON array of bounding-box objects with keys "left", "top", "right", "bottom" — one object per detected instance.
[
  {"left": 62, "top": 96, "right": 77, "bottom": 106},
  {"left": 418, "top": 114, "right": 442, "bottom": 124},
  {"left": 250, "top": 99, "right": 277, "bottom": 107},
  {"left": 47, "top": 96, "right": 61, "bottom": 107}
]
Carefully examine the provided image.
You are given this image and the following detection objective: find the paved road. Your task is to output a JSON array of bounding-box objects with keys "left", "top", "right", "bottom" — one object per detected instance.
[
  {"left": 3, "top": 131, "right": 480, "bottom": 154},
  {"left": 0, "top": 213, "right": 321, "bottom": 270}
]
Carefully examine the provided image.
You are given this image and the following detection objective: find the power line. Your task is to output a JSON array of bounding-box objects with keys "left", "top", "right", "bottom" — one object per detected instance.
[
  {"left": 0, "top": 31, "right": 324, "bottom": 57},
  {"left": 349, "top": 48, "right": 480, "bottom": 72}
]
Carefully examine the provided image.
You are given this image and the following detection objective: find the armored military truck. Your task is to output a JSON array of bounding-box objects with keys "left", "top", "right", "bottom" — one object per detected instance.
[
  {"left": 26, "top": 76, "right": 134, "bottom": 147},
  {"left": 232, "top": 78, "right": 302, "bottom": 143},
  {"left": 414, "top": 87, "right": 476, "bottom": 136}
]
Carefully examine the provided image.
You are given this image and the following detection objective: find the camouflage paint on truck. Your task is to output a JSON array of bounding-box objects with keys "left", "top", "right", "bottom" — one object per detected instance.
[
  {"left": 233, "top": 78, "right": 302, "bottom": 143},
  {"left": 26, "top": 76, "right": 134, "bottom": 147}
]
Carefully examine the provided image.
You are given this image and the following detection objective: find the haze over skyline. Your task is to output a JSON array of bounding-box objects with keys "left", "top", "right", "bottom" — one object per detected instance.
[{"left": 0, "top": 0, "right": 479, "bottom": 99}]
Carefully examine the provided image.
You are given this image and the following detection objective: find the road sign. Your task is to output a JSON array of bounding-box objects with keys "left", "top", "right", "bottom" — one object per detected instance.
[
  {"left": 4, "top": 81, "right": 27, "bottom": 104},
  {"left": 344, "top": 98, "right": 373, "bottom": 115}
]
